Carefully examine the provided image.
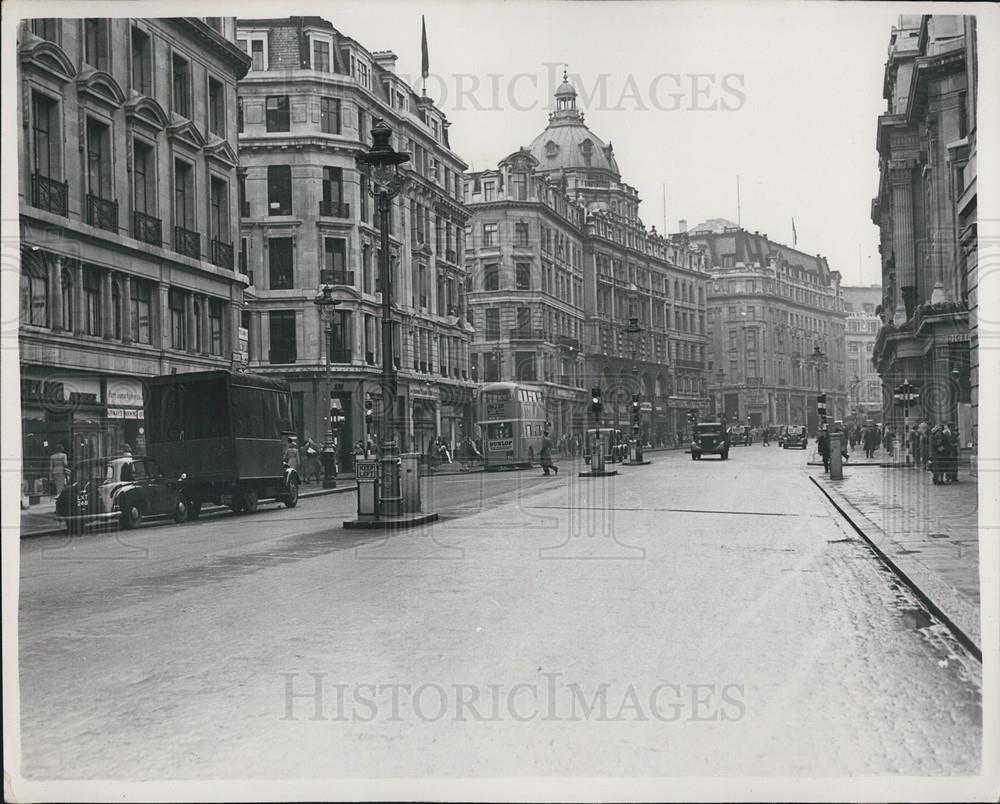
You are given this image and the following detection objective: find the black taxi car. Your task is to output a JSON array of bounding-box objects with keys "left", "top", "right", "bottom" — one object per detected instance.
[
  {"left": 782, "top": 425, "right": 809, "bottom": 449},
  {"left": 691, "top": 421, "right": 730, "bottom": 460},
  {"left": 55, "top": 456, "right": 189, "bottom": 533}
]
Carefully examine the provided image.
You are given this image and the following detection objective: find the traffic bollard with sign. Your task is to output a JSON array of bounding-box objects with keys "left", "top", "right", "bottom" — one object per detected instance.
[{"left": 354, "top": 458, "right": 380, "bottom": 522}]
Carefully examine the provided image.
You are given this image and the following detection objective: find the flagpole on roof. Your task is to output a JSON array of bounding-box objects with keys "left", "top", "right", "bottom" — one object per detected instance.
[{"left": 421, "top": 15, "right": 429, "bottom": 97}]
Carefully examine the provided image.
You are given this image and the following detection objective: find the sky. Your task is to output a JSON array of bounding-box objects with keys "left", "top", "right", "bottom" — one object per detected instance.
[{"left": 324, "top": 0, "right": 906, "bottom": 288}]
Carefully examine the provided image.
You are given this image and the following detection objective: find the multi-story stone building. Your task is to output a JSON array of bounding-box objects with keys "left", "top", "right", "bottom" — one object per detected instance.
[
  {"left": 841, "top": 285, "right": 883, "bottom": 422},
  {"left": 235, "top": 17, "right": 473, "bottom": 460},
  {"left": 464, "top": 75, "right": 710, "bottom": 444},
  {"left": 689, "top": 220, "right": 847, "bottom": 432},
  {"left": 871, "top": 14, "right": 977, "bottom": 452},
  {"left": 18, "top": 16, "right": 250, "bottom": 492}
]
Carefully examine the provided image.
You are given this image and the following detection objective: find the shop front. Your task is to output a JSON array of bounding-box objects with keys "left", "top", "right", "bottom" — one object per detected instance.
[{"left": 20, "top": 370, "right": 142, "bottom": 499}]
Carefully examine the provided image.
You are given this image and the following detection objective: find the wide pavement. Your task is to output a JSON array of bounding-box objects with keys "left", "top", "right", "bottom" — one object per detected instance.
[{"left": 16, "top": 445, "right": 982, "bottom": 780}]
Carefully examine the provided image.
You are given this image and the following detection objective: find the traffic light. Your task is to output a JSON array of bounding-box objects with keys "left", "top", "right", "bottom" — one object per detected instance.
[
  {"left": 686, "top": 409, "right": 698, "bottom": 424},
  {"left": 591, "top": 387, "right": 602, "bottom": 415},
  {"left": 817, "top": 393, "right": 827, "bottom": 425},
  {"left": 364, "top": 396, "right": 374, "bottom": 427},
  {"left": 631, "top": 394, "right": 641, "bottom": 416}
]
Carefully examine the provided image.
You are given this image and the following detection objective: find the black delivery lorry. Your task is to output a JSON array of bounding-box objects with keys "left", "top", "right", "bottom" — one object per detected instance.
[{"left": 145, "top": 370, "right": 300, "bottom": 517}]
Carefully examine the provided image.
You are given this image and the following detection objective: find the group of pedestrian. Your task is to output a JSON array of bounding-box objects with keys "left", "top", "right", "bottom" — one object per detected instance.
[{"left": 284, "top": 435, "right": 327, "bottom": 484}]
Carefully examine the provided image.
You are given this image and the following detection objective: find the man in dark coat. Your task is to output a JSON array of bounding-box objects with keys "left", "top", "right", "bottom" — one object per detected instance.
[
  {"left": 540, "top": 431, "right": 559, "bottom": 476},
  {"left": 817, "top": 427, "right": 831, "bottom": 473},
  {"left": 945, "top": 422, "right": 960, "bottom": 482},
  {"left": 929, "top": 424, "right": 947, "bottom": 484}
]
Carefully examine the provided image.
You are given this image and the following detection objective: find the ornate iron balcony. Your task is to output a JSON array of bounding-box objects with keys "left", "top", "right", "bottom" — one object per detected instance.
[
  {"left": 319, "top": 200, "right": 351, "bottom": 218},
  {"left": 132, "top": 210, "right": 162, "bottom": 247},
  {"left": 87, "top": 194, "right": 119, "bottom": 233},
  {"left": 174, "top": 225, "right": 201, "bottom": 259},
  {"left": 320, "top": 269, "right": 354, "bottom": 286},
  {"left": 211, "top": 239, "right": 234, "bottom": 270},
  {"left": 31, "top": 173, "right": 68, "bottom": 216}
]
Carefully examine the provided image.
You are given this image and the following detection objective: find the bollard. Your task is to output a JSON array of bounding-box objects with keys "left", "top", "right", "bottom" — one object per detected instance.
[
  {"left": 830, "top": 432, "right": 844, "bottom": 480},
  {"left": 399, "top": 453, "right": 421, "bottom": 513},
  {"left": 592, "top": 436, "right": 606, "bottom": 472},
  {"left": 354, "top": 458, "right": 380, "bottom": 521}
]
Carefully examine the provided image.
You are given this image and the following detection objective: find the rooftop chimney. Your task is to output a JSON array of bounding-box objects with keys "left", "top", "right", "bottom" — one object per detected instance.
[{"left": 371, "top": 51, "right": 398, "bottom": 74}]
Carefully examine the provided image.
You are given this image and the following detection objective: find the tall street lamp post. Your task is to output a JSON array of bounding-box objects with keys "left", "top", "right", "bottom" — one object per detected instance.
[
  {"left": 715, "top": 368, "right": 725, "bottom": 420},
  {"left": 313, "top": 285, "right": 340, "bottom": 488},
  {"left": 357, "top": 119, "right": 409, "bottom": 516},
  {"left": 808, "top": 344, "right": 827, "bottom": 432},
  {"left": 624, "top": 316, "right": 644, "bottom": 462}
]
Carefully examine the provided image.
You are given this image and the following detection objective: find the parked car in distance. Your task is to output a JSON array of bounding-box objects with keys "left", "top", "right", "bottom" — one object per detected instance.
[
  {"left": 55, "top": 456, "right": 188, "bottom": 533},
  {"left": 782, "top": 425, "right": 809, "bottom": 449},
  {"left": 728, "top": 425, "right": 749, "bottom": 445},
  {"left": 691, "top": 421, "right": 730, "bottom": 460}
]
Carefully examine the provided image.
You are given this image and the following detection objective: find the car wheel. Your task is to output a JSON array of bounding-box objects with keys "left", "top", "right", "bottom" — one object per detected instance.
[
  {"left": 122, "top": 503, "right": 142, "bottom": 530},
  {"left": 242, "top": 488, "right": 258, "bottom": 514},
  {"left": 173, "top": 496, "right": 189, "bottom": 524},
  {"left": 721, "top": 451, "right": 729, "bottom": 460},
  {"left": 283, "top": 478, "right": 299, "bottom": 509},
  {"left": 187, "top": 499, "right": 202, "bottom": 520}
]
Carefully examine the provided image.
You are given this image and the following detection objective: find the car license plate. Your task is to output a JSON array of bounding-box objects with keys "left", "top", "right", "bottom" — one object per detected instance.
[{"left": 77, "top": 492, "right": 88, "bottom": 508}]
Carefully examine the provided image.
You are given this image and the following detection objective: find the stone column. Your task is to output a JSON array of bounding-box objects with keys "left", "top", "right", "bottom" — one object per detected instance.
[
  {"left": 74, "top": 262, "right": 85, "bottom": 336},
  {"left": 102, "top": 269, "right": 114, "bottom": 339},
  {"left": 156, "top": 283, "right": 169, "bottom": 349},
  {"left": 50, "top": 255, "right": 64, "bottom": 332},
  {"left": 890, "top": 161, "right": 915, "bottom": 323},
  {"left": 121, "top": 274, "right": 133, "bottom": 344},
  {"left": 249, "top": 310, "right": 262, "bottom": 364}
]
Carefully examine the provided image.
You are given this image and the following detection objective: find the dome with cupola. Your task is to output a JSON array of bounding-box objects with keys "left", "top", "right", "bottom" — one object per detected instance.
[{"left": 527, "top": 70, "right": 621, "bottom": 177}]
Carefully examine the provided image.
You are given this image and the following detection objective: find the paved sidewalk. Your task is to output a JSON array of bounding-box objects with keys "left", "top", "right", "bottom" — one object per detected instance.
[
  {"left": 811, "top": 460, "right": 980, "bottom": 650},
  {"left": 18, "top": 479, "right": 356, "bottom": 538}
]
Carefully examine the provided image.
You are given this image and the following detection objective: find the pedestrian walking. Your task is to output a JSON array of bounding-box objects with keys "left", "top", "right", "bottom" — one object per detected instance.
[
  {"left": 817, "top": 426, "right": 831, "bottom": 473},
  {"left": 48, "top": 443, "right": 69, "bottom": 497},
  {"left": 540, "top": 431, "right": 559, "bottom": 476},
  {"left": 907, "top": 425, "right": 919, "bottom": 467},
  {"left": 945, "top": 422, "right": 960, "bottom": 482},
  {"left": 762, "top": 427, "right": 770, "bottom": 446},
  {"left": 929, "top": 424, "right": 948, "bottom": 484},
  {"left": 302, "top": 436, "right": 322, "bottom": 483},
  {"left": 283, "top": 437, "right": 300, "bottom": 472},
  {"left": 918, "top": 419, "right": 930, "bottom": 468}
]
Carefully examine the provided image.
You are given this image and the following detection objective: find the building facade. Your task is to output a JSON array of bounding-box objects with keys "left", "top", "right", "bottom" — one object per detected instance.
[
  {"left": 871, "top": 14, "right": 977, "bottom": 452},
  {"left": 235, "top": 17, "right": 473, "bottom": 461},
  {"left": 841, "top": 285, "right": 883, "bottom": 423},
  {"left": 18, "top": 16, "right": 250, "bottom": 493},
  {"left": 689, "top": 220, "right": 847, "bottom": 433},
  {"left": 464, "top": 76, "right": 711, "bottom": 445}
]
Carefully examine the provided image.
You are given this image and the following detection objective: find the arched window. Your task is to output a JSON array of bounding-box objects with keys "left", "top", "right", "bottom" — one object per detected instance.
[{"left": 21, "top": 250, "right": 48, "bottom": 327}]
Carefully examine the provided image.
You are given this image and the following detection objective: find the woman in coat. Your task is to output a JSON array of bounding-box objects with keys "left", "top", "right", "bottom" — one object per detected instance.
[{"left": 929, "top": 424, "right": 947, "bottom": 484}]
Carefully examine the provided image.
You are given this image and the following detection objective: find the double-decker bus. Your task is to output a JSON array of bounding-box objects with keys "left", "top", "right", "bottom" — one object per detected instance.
[{"left": 476, "top": 382, "right": 547, "bottom": 470}]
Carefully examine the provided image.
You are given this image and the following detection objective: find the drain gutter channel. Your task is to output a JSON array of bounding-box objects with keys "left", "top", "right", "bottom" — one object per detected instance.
[{"left": 810, "top": 476, "right": 981, "bottom": 663}]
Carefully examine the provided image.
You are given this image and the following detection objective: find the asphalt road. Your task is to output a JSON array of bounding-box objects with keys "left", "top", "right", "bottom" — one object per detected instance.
[{"left": 17, "top": 446, "right": 982, "bottom": 780}]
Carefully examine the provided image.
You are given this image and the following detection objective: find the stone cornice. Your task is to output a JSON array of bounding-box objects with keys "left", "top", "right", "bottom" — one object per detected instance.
[{"left": 172, "top": 19, "right": 252, "bottom": 80}]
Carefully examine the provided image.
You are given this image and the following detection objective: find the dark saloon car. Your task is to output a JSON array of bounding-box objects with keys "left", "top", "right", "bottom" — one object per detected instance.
[
  {"left": 55, "top": 456, "right": 189, "bottom": 533},
  {"left": 782, "top": 425, "right": 809, "bottom": 449},
  {"left": 691, "top": 421, "right": 730, "bottom": 460}
]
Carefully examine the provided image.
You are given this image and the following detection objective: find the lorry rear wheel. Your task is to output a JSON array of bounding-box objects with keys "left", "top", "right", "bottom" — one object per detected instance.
[{"left": 283, "top": 478, "right": 299, "bottom": 508}]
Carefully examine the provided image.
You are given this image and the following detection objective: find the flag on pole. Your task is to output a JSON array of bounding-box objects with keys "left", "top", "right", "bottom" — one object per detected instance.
[
  {"left": 421, "top": 16, "right": 429, "bottom": 86},
  {"left": 791, "top": 217, "right": 798, "bottom": 247}
]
